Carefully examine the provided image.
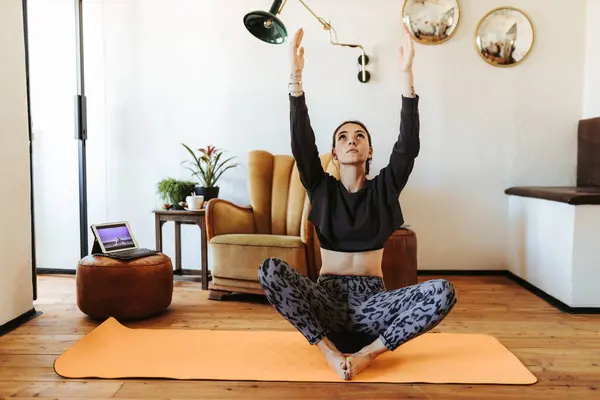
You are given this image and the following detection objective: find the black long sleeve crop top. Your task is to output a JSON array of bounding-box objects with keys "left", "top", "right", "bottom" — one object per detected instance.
[{"left": 290, "top": 92, "right": 420, "bottom": 253}]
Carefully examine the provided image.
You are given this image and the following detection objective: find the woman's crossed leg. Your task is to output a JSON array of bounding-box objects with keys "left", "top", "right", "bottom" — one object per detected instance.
[
  {"left": 258, "top": 257, "right": 352, "bottom": 378},
  {"left": 345, "top": 278, "right": 457, "bottom": 376}
]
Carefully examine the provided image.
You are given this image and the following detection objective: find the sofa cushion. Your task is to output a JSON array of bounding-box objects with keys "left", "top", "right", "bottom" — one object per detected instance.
[
  {"left": 210, "top": 234, "right": 305, "bottom": 248},
  {"left": 209, "top": 234, "right": 308, "bottom": 281}
]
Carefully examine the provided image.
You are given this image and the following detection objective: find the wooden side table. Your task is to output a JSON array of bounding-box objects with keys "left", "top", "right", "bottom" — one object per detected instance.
[{"left": 153, "top": 209, "right": 210, "bottom": 290}]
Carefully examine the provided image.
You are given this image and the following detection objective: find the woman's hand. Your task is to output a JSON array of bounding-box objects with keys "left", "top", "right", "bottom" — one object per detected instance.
[
  {"left": 291, "top": 28, "right": 305, "bottom": 75},
  {"left": 399, "top": 25, "right": 415, "bottom": 73}
]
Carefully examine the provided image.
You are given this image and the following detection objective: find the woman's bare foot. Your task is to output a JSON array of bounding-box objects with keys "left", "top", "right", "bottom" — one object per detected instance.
[
  {"left": 324, "top": 349, "right": 350, "bottom": 380},
  {"left": 316, "top": 338, "right": 350, "bottom": 379},
  {"left": 346, "top": 351, "right": 374, "bottom": 378},
  {"left": 346, "top": 337, "right": 390, "bottom": 379}
]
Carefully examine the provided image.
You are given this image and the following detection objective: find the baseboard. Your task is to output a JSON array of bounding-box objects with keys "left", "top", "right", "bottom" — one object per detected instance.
[
  {"left": 418, "top": 269, "right": 600, "bottom": 314},
  {"left": 37, "top": 268, "right": 76, "bottom": 275},
  {"left": 504, "top": 271, "right": 600, "bottom": 314},
  {"left": 418, "top": 270, "right": 506, "bottom": 276},
  {"left": 0, "top": 308, "right": 42, "bottom": 336}
]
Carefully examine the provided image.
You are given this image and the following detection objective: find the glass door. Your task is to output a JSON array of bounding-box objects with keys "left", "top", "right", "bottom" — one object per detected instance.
[{"left": 26, "top": 0, "right": 88, "bottom": 272}]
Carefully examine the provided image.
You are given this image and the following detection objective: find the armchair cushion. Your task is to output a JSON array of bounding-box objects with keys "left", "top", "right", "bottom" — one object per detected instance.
[
  {"left": 211, "top": 234, "right": 305, "bottom": 248},
  {"left": 210, "top": 234, "right": 308, "bottom": 282}
]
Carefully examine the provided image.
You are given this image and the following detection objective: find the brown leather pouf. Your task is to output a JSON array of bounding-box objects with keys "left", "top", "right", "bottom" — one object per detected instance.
[
  {"left": 381, "top": 228, "right": 418, "bottom": 290},
  {"left": 76, "top": 253, "right": 174, "bottom": 321}
]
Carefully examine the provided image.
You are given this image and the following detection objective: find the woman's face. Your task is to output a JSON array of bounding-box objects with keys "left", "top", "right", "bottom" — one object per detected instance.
[{"left": 332, "top": 123, "right": 372, "bottom": 168}]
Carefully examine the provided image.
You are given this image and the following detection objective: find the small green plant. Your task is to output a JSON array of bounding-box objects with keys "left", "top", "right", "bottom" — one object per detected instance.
[
  {"left": 157, "top": 178, "right": 196, "bottom": 205},
  {"left": 181, "top": 144, "right": 238, "bottom": 188}
]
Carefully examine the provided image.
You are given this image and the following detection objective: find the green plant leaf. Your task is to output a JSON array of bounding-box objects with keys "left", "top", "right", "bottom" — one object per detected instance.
[
  {"left": 183, "top": 166, "right": 202, "bottom": 183},
  {"left": 182, "top": 143, "right": 200, "bottom": 167},
  {"left": 157, "top": 177, "right": 197, "bottom": 204},
  {"left": 213, "top": 156, "right": 237, "bottom": 174},
  {"left": 186, "top": 162, "right": 208, "bottom": 186},
  {"left": 212, "top": 164, "right": 238, "bottom": 185},
  {"left": 208, "top": 152, "right": 225, "bottom": 186},
  {"left": 210, "top": 153, "right": 238, "bottom": 186},
  {"left": 182, "top": 143, "right": 212, "bottom": 186}
]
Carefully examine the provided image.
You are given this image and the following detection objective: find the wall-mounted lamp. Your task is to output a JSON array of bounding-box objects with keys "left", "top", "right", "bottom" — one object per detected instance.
[
  {"left": 357, "top": 55, "right": 370, "bottom": 83},
  {"left": 244, "top": 0, "right": 371, "bottom": 83}
]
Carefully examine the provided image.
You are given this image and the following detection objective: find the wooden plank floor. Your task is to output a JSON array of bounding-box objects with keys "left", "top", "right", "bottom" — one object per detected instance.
[{"left": 1, "top": 273, "right": 599, "bottom": 399}]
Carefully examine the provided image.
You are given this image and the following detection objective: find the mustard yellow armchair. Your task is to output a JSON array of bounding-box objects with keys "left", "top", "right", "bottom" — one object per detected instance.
[
  {"left": 205, "top": 150, "right": 417, "bottom": 300},
  {"left": 205, "top": 150, "right": 323, "bottom": 299}
]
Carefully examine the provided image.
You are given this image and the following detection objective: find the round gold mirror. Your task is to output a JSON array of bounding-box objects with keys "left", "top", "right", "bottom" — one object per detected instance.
[
  {"left": 402, "top": 0, "right": 460, "bottom": 45},
  {"left": 475, "top": 7, "right": 534, "bottom": 67}
]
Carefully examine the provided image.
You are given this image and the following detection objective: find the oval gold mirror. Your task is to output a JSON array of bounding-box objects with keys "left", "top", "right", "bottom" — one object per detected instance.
[
  {"left": 402, "top": 0, "right": 460, "bottom": 45},
  {"left": 475, "top": 7, "right": 534, "bottom": 67}
]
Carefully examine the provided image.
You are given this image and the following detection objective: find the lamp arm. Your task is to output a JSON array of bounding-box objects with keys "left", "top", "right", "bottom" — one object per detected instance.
[
  {"left": 297, "top": 0, "right": 329, "bottom": 29},
  {"left": 327, "top": 26, "right": 364, "bottom": 52},
  {"left": 327, "top": 25, "right": 367, "bottom": 82},
  {"left": 296, "top": 0, "right": 365, "bottom": 52},
  {"left": 277, "top": 0, "right": 288, "bottom": 14},
  {"left": 296, "top": 0, "right": 368, "bottom": 82}
]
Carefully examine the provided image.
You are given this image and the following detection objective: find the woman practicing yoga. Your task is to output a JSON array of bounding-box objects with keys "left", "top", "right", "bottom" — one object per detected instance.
[{"left": 258, "top": 26, "right": 457, "bottom": 380}]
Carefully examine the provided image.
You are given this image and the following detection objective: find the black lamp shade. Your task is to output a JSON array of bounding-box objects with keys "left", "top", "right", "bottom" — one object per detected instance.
[{"left": 244, "top": 10, "right": 287, "bottom": 44}]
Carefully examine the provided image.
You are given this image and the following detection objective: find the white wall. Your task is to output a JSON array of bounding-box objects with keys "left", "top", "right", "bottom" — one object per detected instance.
[
  {"left": 0, "top": 0, "right": 34, "bottom": 325},
  {"left": 583, "top": 0, "right": 600, "bottom": 118},
  {"left": 46, "top": 0, "right": 587, "bottom": 271}
]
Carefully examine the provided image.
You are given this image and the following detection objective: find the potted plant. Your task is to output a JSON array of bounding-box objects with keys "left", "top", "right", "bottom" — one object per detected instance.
[
  {"left": 181, "top": 144, "right": 238, "bottom": 201},
  {"left": 157, "top": 178, "right": 197, "bottom": 210}
]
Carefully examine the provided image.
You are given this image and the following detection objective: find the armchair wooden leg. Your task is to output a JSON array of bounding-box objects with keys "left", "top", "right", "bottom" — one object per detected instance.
[{"left": 208, "top": 289, "right": 231, "bottom": 301}]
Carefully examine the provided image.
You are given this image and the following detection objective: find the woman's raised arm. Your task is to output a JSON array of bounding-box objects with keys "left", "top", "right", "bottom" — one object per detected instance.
[
  {"left": 376, "top": 25, "right": 420, "bottom": 195},
  {"left": 288, "top": 28, "right": 326, "bottom": 193}
]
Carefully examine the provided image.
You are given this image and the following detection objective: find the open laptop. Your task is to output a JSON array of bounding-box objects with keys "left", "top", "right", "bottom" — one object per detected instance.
[{"left": 90, "top": 221, "right": 158, "bottom": 260}]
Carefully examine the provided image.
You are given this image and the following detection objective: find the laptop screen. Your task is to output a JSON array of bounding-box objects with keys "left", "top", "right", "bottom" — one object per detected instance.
[{"left": 95, "top": 223, "right": 136, "bottom": 251}]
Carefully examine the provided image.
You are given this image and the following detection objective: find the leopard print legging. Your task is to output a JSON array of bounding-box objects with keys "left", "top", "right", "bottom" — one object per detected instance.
[{"left": 258, "top": 257, "right": 457, "bottom": 353}]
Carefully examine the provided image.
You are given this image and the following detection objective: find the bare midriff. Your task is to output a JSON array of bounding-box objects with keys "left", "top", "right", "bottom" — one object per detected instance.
[{"left": 318, "top": 248, "right": 384, "bottom": 277}]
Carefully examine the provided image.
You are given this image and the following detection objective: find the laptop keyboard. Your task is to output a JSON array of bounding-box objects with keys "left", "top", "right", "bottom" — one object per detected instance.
[{"left": 114, "top": 248, "right": 157, "bottom": 258}]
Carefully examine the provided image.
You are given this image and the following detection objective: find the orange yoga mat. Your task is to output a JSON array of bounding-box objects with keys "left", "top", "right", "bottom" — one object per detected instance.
[{"left": 54, "top": 317, "right": 537, "bottom": 384}]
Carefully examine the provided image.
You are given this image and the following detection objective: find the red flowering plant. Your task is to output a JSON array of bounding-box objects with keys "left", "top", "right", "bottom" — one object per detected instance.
[{"left": 181, "top": 144, "right": 238, "bottom": 188}]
